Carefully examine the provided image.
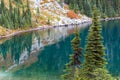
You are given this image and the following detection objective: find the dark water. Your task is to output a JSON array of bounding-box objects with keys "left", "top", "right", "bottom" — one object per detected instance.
[{"left": 0, "top": 20, "right": 120, "bottom": 80}]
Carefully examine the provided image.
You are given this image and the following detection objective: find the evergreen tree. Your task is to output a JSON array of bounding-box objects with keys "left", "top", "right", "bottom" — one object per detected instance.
[
  {"left": 62, "top": 27, "right": 82, "bottom": 80},
  {"left": 15, "top": 0, "right": 22, "bottom": 4},
  {"left": 77, "top": 0, "right": 84, "bottom": 14},
  {"left": 1, "top": 0, "right": 5, "bottom": 10},
  {"left": 37, "top": 7, "right": 40, "bottom": 16},
  {"left": 26, "top": 0, "right": 32, "bottom": 27},
  {"left": 9, "top": 0, "right": 12, "bottom": 12},
  {"left": 0, "top": 0, "right": 32, "bottom": 29},
  {"left": 65, "top": 0, "right": 120, "bottom": 17},
  {"left": 73, "top": 67, "right": 80, "bottom": 80},
  {"left": 17, "top": 7, "right": 21, "bottom": 28},
  {"left": 83, "top": 0, "right": 92, "bottom": 17},
  {"left": 79, "top": 6, "right": 113, "bottom": 80}
]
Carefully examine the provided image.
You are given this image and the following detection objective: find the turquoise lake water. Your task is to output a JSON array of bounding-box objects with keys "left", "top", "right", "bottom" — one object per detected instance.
[{"left": 0, "top": 20, "right": 120, "bottom": 80}]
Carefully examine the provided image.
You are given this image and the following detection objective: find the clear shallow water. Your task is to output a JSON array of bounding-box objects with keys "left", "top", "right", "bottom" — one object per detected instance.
[{"left": 0, "top": 20, "right": 120, "bottom": 80}]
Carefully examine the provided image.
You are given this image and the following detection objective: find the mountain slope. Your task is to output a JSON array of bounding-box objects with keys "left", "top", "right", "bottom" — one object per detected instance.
[
  {"left": 0, "top": 0, "right": 91, "bottom": 37},
  {"left": 65, "top": 0, "right": 120, "bottom": 17},
  {"left": 30, "top": 0, "right": 91, "bottom": 26}
]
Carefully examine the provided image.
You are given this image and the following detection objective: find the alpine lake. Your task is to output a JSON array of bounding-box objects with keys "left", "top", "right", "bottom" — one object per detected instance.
[{"left": 0, "top": 20, "right": 120, "bottom": 80}]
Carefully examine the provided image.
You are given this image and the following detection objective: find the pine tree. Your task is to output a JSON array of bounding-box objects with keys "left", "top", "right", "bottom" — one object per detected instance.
[
  {"left": 79, "top": 6, "right": 113, "bottom": 80},
  {"left": 62, "top": 27, "right": 82, "bottom": 80},
  {"left": 82, "top": 0, "right": 92, "bottom": 17},
  {"left": 0, "top": 0, "right": 5, "bottom": 25},
  {"left": 77, "top": 0, "right": 84, "bottom": 14},
  {"left": 17, "top": 7, "right": 21, "bottom": 28},
  {"left": 65, "top": 0, "right": 120, "bottom": 17},
  {"left": 1, "top": 0, "right": 5, "bottom": 10},
  {"left": 73, "top": 67, "right": 80, "bottom": 80},
  {"left": 0, "top": 0, "right": 32, "bottom": 29},
  {"left": 15, "top": 0, "right": 22, "bottom": 4},
  {"left": 26, "top": 0, "right": 32, "bottom": 27},
  {"left": 71, "top": 27, "right": 82, "bottom": 66},
  {"left": 9, "top": 0, "right": 12, "bottom": 12},
  {"left": 37, "top": 7, "right": 40, "bottom": 16},
  {"left": 13, "top": 8, "right": 17, "bottom": 28}
]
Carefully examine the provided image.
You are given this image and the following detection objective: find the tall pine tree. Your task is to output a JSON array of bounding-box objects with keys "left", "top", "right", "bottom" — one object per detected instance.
[
  {"left": 62, "top": 27, "right": 82, "bottom": 80},
  {"left": 80, "top": 6, "right": 113, "bottom": 80}
]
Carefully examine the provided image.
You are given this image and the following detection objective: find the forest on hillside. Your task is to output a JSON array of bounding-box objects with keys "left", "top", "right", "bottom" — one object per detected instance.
[
  {"left": 0, "top": 0, "right": 120, "bottom": 80},
  {"left": 0, "top": 0, "right": 32, "bottom": 29},
  {"left": 65, "top": 0, "right": 120, "bottom": 18}
]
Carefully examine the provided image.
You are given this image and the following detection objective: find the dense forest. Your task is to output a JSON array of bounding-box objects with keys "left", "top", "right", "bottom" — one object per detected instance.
[
  {"left": 65, "top": 0, "right": 120, "bottom": 18},
  {"left": 0, "top": 0, "right": 32, "bottom": 29},
  {"left": 0, "top": 0, "right": 120, "bottom": 30}
]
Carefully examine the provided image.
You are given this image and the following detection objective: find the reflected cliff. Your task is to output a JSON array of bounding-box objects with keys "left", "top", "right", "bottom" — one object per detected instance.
[
  {"left": 0, "top": 20, "right": 120, "bottom": 80},
  {"left": 0, "top": 23, "right": 91, "bottom": 73}
]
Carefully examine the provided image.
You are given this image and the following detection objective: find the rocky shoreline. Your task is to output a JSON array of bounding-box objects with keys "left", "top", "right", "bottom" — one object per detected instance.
[
  {"left": 0, "top": 20, "right": 92, "bottom": 40},
  {"left": 0, "top": 0, "right": 93, "bottom": 40},
  {"left": 101, "top": 17, "right": 120, "bottom": 21},
  {"left": 0, "top": 22, "right": 91, "bottom": 73},
  {"left": 1, "top": 16, "right": 120, "bottom": 40}
]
